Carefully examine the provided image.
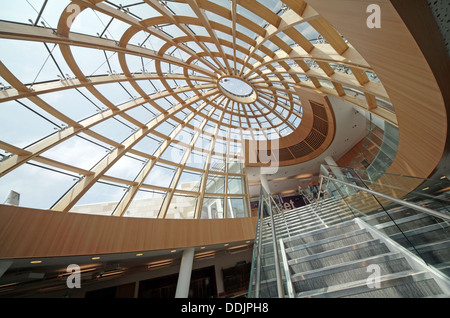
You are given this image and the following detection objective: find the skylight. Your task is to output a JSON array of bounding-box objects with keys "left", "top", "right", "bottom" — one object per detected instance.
[{"left": 0, "top": 0, "right": 386, "bottom": 220}]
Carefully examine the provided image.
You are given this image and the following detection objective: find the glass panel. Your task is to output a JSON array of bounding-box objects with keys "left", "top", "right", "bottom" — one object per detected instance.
[
  {"left": 228, "top": 159, "right": 244, "bottom": 174},
  {"left": 0, "top": 99, "right": 61, "bottom": 149},
  {"left": 201, "top": 196, "right": 225, "bottom": 219},
  {"left": 0, "top": 39, "right": 63, "bottom": 85},
  {"left": 205, "top": 174, "right": 225, "bottom": 194},
  {"left": 160, "top": 144, "right": 187, "bottom": 164},
  {"left": 176, "top": 170, "right": 202, "bottom": 192},
  {"left": 89, "top": 116, "right": 137, "bottom": 143},
  {"left": 165, "top": 194, "right": 197, "bottom": 219},
  {"left": 164, "top": 1, "right": 196, "bottom": 17},
  {"left": 186, "top": 150, "right": 207, "bottom": 170},
  {"left": 104, "top": 154, "right": 144, "bottom": 181},
  {"left": 0, "top": 161, "right": 77, "bottom": 210},
  {"left": 126, "top": 104, "right": 158, "bottom": 125},
  {"left": 143, "top": 163, "right": 177, "bottom": 188},
  {"left": 210, "top": 155, "right": 226, "bottom": 172},
  {"left": 228, "top": 176, "right": 243, "bottom": 194},
  {"left": 125, "top": 190, "right": 166, "bottom": 218},
  {"left": 0, "top": 1, "right": 47, "bottom": 25},
  {"left": 132, "top": 135, "right": 163, "bottom": 156},
  {"left": 227, "top": 197, "right": 249, "bottom": 218},
  {"left": 40, "top": 134, "right": 110, "bottom": 170},
  {"left": 72, "top": 181, "right": 126, "bottom": 215},
  {"left": 294, "top": 22, "right": 320, "bottom": 43}
]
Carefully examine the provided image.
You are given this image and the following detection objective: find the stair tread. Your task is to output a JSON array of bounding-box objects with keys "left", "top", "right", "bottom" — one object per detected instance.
[
  {"left": 287, "top": 239, "right": 390, "bottom": 272},
  {"left": 285, "top": 228, "right": 371, "bottom": 253},
  {"left": 290, "top": 251, "right": 405, "bottom": 281},
  {"left": 296, "top": 270, "right": 440, "bottom": 298},
  {"left": 291, "top": 254, "right": 414, "bottom": 293}
]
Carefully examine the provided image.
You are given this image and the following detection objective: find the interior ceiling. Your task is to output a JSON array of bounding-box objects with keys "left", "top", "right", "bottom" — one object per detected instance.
[
  {"left": 0, "top": 0, "right": 393, "bottom": 218},
  {"left": 0, "top": 239, "right": 253, "bottom": 297},
  {"left": 247, "top": 95, "right": 368, "bottom": 197}
]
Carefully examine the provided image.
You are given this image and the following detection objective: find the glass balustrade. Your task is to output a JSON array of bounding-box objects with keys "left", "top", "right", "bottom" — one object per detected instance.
[
  {"left": 320, "top": 164, "right": 450, "bottom": 277},
  {"left": 248, "top": 188, "right": 291, "bottom": 298}
]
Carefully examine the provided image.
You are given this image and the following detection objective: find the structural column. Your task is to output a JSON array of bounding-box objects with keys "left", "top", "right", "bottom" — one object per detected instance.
[
  {"left": 259, "top": 174, "right": 271, "bottom": 194},
  {"left": 175, "top": 247, "right": 195, "bottom": 298}
]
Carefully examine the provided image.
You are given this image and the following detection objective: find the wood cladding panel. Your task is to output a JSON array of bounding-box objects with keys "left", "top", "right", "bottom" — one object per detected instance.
[{"left": 0, "top": 205, "right": 257, "bottom": 259}]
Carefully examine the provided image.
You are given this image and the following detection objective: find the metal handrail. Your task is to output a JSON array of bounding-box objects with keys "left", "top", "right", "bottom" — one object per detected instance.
[
  {"left": 321, "top": 175, "right": 450, "bottom": 222},
  {"left": 249, "top": 189, "right": 285, "bottom": 298},
  {"left": 255, "top": 193, "right": 263, "bottom": 298},
  {"left": 265, "top": 190, "right": 285, "bottom": 298}
]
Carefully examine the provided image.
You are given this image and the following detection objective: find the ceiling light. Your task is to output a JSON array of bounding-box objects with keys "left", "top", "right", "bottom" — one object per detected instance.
[
  {"left": 30, "top": 260, "right": 42, "bottom": 264},
  {"left": 91, "top": 256, "right": 100, "bottom": 260}
]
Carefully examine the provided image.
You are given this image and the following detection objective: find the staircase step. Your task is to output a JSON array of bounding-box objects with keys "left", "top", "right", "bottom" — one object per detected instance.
[
  {"left": 299, "top": 271, "right": 444, "bottom": 298},
  {"left": 283, "top": 220, "right": 362, "bottom": 249},
  {"left": 285, "top": 229, "right": 374, "bottom": 260},
  {"left": 291, "top": 253, "right": 412, "bottom": 293},
  {"left": 288, "top": 240, "right": 390, "bottom": 273},
  {"left": 344, "top": 276, "right": 444, "bottom": 298}
]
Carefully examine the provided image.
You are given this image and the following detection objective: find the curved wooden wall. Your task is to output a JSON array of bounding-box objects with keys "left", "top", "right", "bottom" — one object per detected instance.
[
  {"left": 0, "top": 204, "right": 257, "bottom": 259},
  {"left": 307, "top": 0, "right": 449, "bottom": 179},
  {"left": 308, "top": 0, "right": 450, "bottom": 213}
]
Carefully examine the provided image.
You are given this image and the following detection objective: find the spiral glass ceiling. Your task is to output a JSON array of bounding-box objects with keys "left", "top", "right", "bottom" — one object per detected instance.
[{"left": 0, "top": 0, "right": 389, "bottom": 219}]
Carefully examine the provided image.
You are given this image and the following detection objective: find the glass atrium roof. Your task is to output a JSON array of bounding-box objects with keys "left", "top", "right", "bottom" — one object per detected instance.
[{"left": 0, "top": 0, "right": 388, "bottom": 219}]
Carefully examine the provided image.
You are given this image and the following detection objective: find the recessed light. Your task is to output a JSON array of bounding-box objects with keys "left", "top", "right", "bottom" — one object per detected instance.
[
  {"left": 171, "top": 250, "right": 177, "bottom": 253},
  {"left": 200, "top": 246, "right": 206, "bottom": 249},
  {"left": 91, "top": 257, "right": 100, "bottom": 260},
  {"left": 30, "top": 260, "right": 42, "bottom": 264},
  {"left": 136, "top": 253, "right": 143, "bottom": 257},
  {"left": 224, "top": 243, "right": 229, "bottom": 246}
]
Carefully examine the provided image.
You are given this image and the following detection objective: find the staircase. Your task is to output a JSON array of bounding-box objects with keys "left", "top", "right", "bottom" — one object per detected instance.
[{"left": 251, "top": 197, "right": 450, "bottom": 298}]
